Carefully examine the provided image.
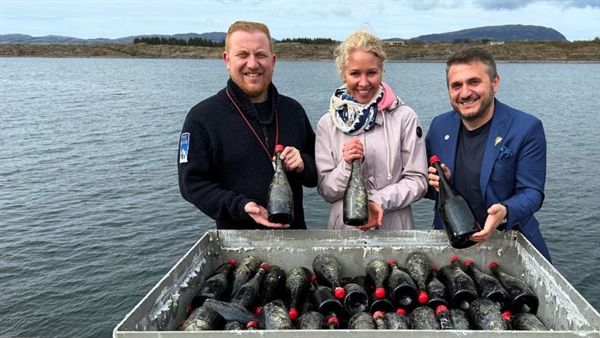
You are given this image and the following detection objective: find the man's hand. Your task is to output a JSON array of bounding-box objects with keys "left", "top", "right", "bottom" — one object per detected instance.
[
  {"left": 469, "top": 203, "right": 508, "bottom": 245},
  {"left": 428, "top": 162, "right": 451, "bottom": 192},
  {"left": 280, "top": 146, "right": 304, "bottom": 173},
  {"left": 244, "top": 201, "right": 290, "bottom": 229}
]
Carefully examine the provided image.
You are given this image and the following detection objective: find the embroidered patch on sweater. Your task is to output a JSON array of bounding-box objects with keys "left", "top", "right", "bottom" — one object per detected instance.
[{"left": 179, "top": 132, "right": 189, "bottom": 163}]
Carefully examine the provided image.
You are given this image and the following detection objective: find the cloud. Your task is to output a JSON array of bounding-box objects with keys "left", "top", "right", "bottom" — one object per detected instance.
[{"left": 407, "top": 0, "right": 600, "bottom": 11}]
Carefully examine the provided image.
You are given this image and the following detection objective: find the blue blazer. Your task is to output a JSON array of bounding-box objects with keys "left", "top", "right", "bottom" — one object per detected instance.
[{"left": 425, "top": 99, "right": 551, "bottom": 262}]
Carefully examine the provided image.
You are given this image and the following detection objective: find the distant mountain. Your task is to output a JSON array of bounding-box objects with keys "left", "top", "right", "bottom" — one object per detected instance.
[
  {"left": 0, "top": 25, "right": 568, "bottom": 45},
  {"left": 0, "top": 32, "right": 227, "bottom": 45},
  {"left": 409, "top": 24, "right": 567, "bottom": 42}
]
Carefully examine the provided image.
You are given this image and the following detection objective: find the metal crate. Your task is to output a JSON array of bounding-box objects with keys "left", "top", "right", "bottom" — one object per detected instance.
[{"left": 114, "top": 230, "right": 600, "bottom": 337}]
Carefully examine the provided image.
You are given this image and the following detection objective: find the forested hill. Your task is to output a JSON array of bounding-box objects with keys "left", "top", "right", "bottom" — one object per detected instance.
[{"left": 0, "top": 25, "right": 576, "bottom": 45}]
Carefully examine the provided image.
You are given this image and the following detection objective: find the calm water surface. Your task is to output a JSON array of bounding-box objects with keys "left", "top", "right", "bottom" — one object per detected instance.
[{"left": 1, "top": 58, "right": 599, "bottom": 337}]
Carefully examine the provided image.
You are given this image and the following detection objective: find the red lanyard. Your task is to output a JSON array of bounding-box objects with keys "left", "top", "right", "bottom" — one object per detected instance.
[{"left": 226, "top": 88, "right": 279, "bottom": 161}]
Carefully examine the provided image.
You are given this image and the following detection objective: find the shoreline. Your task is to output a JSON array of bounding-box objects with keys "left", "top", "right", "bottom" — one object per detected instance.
[{"left": 1, "top": 41, "right": 600, "bottom": 62}]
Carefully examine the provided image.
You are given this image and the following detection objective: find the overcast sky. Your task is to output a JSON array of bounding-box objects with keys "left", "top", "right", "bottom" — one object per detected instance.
[{"left": 1, "top": 0, "right": 599, "bottom": 41}]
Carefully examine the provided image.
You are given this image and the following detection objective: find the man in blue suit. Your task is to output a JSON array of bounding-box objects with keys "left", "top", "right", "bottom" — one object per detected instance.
[{"left": 425, "top": 47, "right": 551, "bottom": 262}]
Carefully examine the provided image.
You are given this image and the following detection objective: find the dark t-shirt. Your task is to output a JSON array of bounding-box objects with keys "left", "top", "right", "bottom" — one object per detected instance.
[{"left": 454, "top": 119, "right": 491, "bottom": 227}]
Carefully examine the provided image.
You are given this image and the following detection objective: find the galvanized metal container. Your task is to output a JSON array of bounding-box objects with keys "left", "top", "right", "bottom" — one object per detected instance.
[{"left": 113, "top": 230, "right": 600, "bottom": 337}]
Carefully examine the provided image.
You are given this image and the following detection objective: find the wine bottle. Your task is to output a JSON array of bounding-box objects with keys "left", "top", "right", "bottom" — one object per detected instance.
[
  {"left": 180, "top": 305, "right": 225, "bottom": 331},
  {"left": 285, "top": 266, "right": 312, "bottom": 321},
  {"left": 309, "top": 275, "right": 343, "bottom": 316},
  {"left": 296, "top": 311, "right": 323, "bottom": 330},
  {"left": 348, "top": 312, "right": 376, "bottom": 330},
  {"left": 405, "top": 251, "right": 431, "bottom": 305},
  {"left": 468, "top": 298, "right": 508, "bottom": 330},
  {"left": 230, "top": 262, "right": 269, "bottom": 311},
  {"left": 343, "top": 159, "right": 369, "bottom": 225},
  {"left": 246, "top": 320, "right": 260, "bottom": 330},
  {"left": 366, "top": 258, "right": 389, "bottom": 301},
  {"left": 189, "top": 258, "right": 237, "bottom": 311},
  {"left": 502, "top": 310, "right": 514, "bottom": 330},
  {"left": 202, "top": 298, "right": 258, "bottom": 325},
  {"left": 442, "top": 256, "right": 478, "bottom": 310},
  {"left": 409, "top": 306, "right": 441, "bottom": 330},
  {"left": 387, "top": 259, "right": 418, "bottom": 309},
  {"left": 436, "top": 305, "right": 454, "bottom": 329},
  {"left": 312, "top": 253, "right": 346, "bottom": 300},
  {"left": 426, "top": 265, "right": 449, "bottom": 310},
  {"left": 230, "top": 255, "right": 260, "bottom": 298},
  {"left": 323, "top": 312, "right": 340, "bottom": 329},
  {"left": 373, "top": 311, "right": 388, "bottom": 329},
  {"left": 489, "top": 261, "right": 539, "bottom": 315},
  {"left": 260, "top": 299, "right": 293, "bottom": 330},
  {"left": 258, "top": 264, "right": 286, "bottom": 307},
  {"left": 267, "top": 144, "right": 294, "bottom": 224},
  {"left": 511, "top": 312, "right": 547, "bottom": 330},
  {"left": 353, "top": 274, "right": 394, "bottom": 313},
  {"left": 343, "top": 282, "right": 369, "bottom": 315},
  {"left": 224, "top": 320, "right": 245, "bottom": 330},
  {"left": 385, "top": 311, "right": 409, "bottom": 329},
  {"left": 465, "top": 259, "right": 509, "bottom": 310},
  {"left": 450, "top": 307, "right": 473, "bottom": 329},
  {"left": 429, "top": 155, "right": 482, "bottom": 248}
]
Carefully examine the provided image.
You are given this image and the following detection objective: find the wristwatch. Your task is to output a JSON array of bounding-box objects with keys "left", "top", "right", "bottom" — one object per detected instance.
[{"left": 499, "top": 203, "right": 509, "bottom": 225}]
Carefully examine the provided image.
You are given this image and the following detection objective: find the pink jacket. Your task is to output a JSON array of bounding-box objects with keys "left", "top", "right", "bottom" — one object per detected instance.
[{"left": 315, "top": 84, "right": 428, "bottom": 230}]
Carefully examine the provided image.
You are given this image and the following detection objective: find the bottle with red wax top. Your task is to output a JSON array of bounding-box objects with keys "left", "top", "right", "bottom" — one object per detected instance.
[
  {"left": 285, "top": 266, "right": 312, "bottom": 321},
  {"left": 189, "top": 258, "right": 237, "bottom": 311},
  {"left": 267, "top": 144, "right": 294, "bottom": 224},
  {"left": 441, "top": 256, "right": 478, "bottom": 310},
  {"left": 489, "top": 261, "right": 539, "bottom": 314},
  {"left": 429, "top": 155, "right": 481, "bottom": 248},
  {"left": 312, "top": 253, "right": 346, "bottom": 300},
  {"left": 387, "top": 259, "right": 418, "bottom": 309},
  {"left": 465, "top": 259, "right": 510, "bottom": 310},
  {"left": 230, "top": 262, "right": 269, "bottom": 311},
  {"left": 405, "top": 251, "right": 431, "bottom": 305},
  {"left": 426, "top": 265, "right": 449, "bottom": 310}
]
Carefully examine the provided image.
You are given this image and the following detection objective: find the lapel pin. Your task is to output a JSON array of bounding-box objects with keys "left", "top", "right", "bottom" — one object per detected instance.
[
  {"left": 444, "top": 135, "right": 450, "bottom": 140},
  {"left": 494, "top": 136, "right": 502, "bottom": 146}
]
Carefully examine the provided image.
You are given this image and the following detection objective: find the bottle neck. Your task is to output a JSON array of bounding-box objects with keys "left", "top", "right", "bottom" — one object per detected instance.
[{"left": 433, "top": 161, "right": 453, "bottom": 194}]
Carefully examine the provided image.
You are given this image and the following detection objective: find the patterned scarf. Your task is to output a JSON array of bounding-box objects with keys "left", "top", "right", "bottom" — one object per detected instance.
[{"left": 330, "top": 84, "right": 383, "bottom": 135}]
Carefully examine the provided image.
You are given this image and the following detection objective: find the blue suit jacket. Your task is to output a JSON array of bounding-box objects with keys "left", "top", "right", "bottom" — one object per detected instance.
[{"left": 425, "top": 99, "right": 551, "bottom": 262}]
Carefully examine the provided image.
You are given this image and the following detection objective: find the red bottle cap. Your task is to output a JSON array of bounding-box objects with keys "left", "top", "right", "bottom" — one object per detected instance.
[
  {"left": 288, "top": 308, "right": 299, "bottom": 321},
  {"left": 387, "top": 258, "right": 396, "bottom": 265},
  {"left": 326, "top": 316, "right": 340, "bottom": 327},
  {"left": 373, "top": 311, "right": 384, "bottom": 319},
  {"left": 465, "top": 259, "right": 474, "bottom": 267},
  {"left": 489, "top": 261, "right": 499, "bottom": 269},
  {"left": 502, "top": 311, "right": 512, "bottom": 320},
  {"left": 275, "top": 144, "right": 284, "bottom": 152},
  {"left": 418, "top": 290, "right": 429, "bottom": 304},
  {"left": 334, "top": 286, "right": 346, "bottom": 299},
  {"left": 227, "top": 258, "right": 237, "bottom": 266},
  {"left": 375, "top": 287, "right": 386, "bottom": 299},
  {"left": 246, "top": 320, "right": 259, "bottom": 329},
  {"left": 436, "top": 305, "right": 449, "bottom": 314},
  {"left": 254, "top": 306, "right": 262, "bottom": 315},
  {"left": 396, "top": 308, "right": 407, "bottom": 316},
  {"left": 430, "top": 265, "right": 437, "bottom": 270},
  {"left": 259, "top": 262, "right": 269, "bottom": 271},
  {"left": 450, "top": 255, "right": 460, "bottom": 262},
  {"left": 429, "top": 155, "right": 440, "bottom": 165}
]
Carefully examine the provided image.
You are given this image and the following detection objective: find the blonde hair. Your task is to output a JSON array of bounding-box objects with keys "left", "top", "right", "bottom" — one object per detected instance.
[
  {"left": 334, "top": 28, "right": 387, "bottom": 78},
  {"left": 225, "top": 21, "right": 274, "bottom": 53}
]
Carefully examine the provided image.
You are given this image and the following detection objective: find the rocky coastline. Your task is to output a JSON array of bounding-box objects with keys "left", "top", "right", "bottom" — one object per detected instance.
[{"left": 1, "top": 40, "right": 599, "bottom": 62}]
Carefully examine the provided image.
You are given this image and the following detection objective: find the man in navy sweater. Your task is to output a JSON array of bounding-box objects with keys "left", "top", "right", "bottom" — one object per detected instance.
[{"left": 178, "top": 21, "right": 317, "bottom": 230}]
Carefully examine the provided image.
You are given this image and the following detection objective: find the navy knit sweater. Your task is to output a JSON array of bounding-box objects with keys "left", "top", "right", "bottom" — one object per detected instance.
[{"left": 178, "top": 79, "right": 317, "bottom": 229}]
